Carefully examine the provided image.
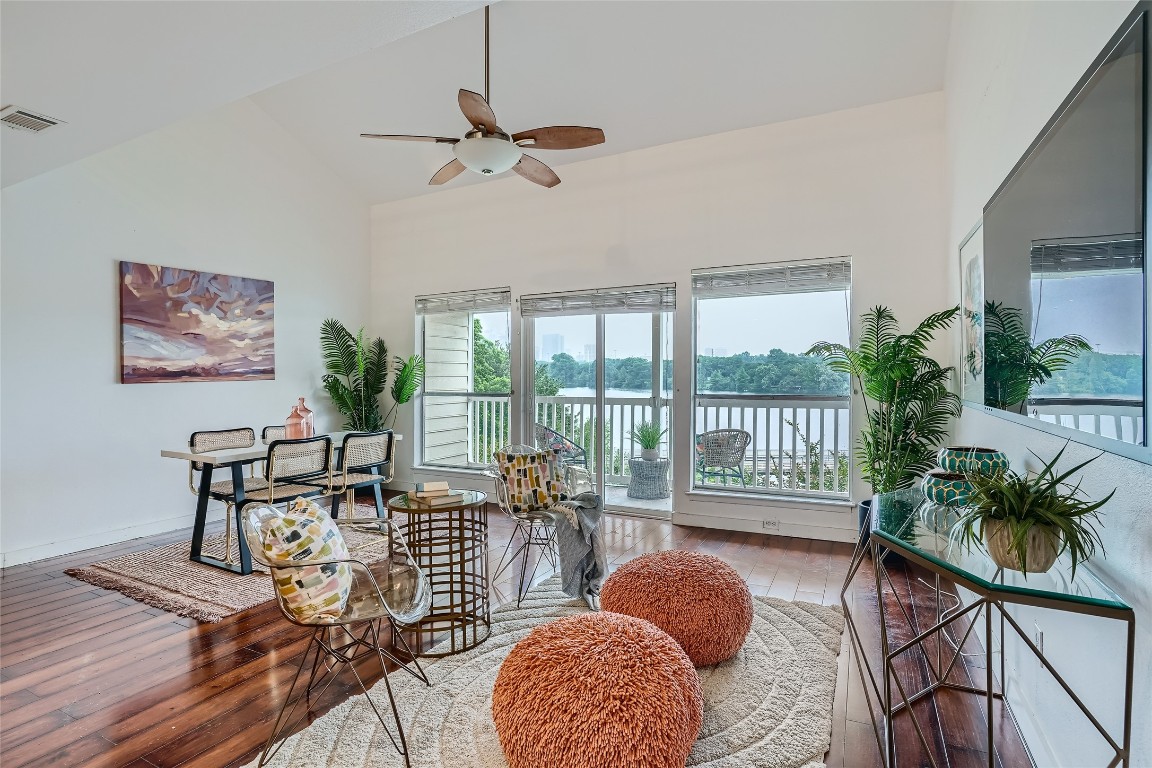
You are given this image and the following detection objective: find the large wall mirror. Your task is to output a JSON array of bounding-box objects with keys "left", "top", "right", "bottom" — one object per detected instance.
[{"left": 963, "top": 6, "right": 1151, "bottom": 462}]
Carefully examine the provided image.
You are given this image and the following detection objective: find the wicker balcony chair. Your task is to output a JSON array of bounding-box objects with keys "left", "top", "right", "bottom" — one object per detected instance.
[
  {"left": 326, "top": 431, "right": 395, "bottom": 519},
  {"left": 486, "top": 444, "right": 570, "bottom": 606},
  {"left": 534, "top": 423, "right": 588, "bottom": 468},
  {"left": 242, "top": 508, "right": 432, "bottom": 767},
  {"left": 187, "top": 427, "right": 267, "bottom": 565},
  {"left": 239, "top": 436, "right": 333, "bottom": 511},
  {"left": 695, "top": 429, "right": 753, "bottom": 487}
]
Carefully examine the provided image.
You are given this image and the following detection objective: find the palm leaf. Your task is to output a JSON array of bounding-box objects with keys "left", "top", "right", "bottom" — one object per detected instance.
[{"left": 391, "top": 355, "right": 426, "bottom": 405}]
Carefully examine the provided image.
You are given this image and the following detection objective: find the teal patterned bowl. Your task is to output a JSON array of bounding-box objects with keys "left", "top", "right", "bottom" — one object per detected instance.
[
  {"left": 921, "top": 470, "right": 974, "bottom": 507},
  {"left": 937, "top": 446, "right": 1009, "bottom": 476}
]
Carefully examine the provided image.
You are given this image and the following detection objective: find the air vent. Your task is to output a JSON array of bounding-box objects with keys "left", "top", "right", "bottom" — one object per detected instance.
[{"left": 0, "top": 106, "right": 64, "bottom": 133}]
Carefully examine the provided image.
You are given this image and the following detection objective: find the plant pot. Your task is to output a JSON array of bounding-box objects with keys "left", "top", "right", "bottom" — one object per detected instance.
[
  {"left": 640, "top": 448, "right": 659, "bottom": 461},
  {"left": 857, "top": 499, "right": 872, "bottom": 534},
  {"left": 983, "top": 520, "right": 1061, "bottom": 574},
  {"left": 921, "top": 470, "right": 974, "bottom": 507},
  {"left": 938, "top": 446, "right": 1009, "bottom": 476}
]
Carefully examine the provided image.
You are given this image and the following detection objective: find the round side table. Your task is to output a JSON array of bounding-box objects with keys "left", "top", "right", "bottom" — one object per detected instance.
[
  {"left": 627, "top": 458, "right": 670, "bottom": 499},
  {"left": 387, "top": 490, "right": 490, "bottom": 657}
]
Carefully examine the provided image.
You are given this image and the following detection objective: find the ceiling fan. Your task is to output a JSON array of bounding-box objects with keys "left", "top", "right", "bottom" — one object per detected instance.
[{"left": 360, "top": 6, "right": 604, "bottom": 188}]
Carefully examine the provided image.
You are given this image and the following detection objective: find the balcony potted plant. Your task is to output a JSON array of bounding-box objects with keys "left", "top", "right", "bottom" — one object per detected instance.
[
  {"left": 952, "top": 443, "right": 1111, "bottom": 577},
  {"left": 631, "top": 420, "right": 667, "bottom": 461},
  {"left": 808, "top": 306, "right": 960, "bottom": 532}
]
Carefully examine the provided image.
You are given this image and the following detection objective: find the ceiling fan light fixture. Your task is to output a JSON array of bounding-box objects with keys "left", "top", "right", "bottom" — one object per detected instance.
[{"left": 453, "top": 136, "right": 522, "bottom": 175}]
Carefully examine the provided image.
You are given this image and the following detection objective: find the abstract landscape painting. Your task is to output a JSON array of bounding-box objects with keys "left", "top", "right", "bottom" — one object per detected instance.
[{"left": 120, "top": 261, "right": 275, "bottom": 383}]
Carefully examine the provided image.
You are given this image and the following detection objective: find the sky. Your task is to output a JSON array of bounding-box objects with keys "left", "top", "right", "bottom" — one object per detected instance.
[{"left": 477, "top": 289, "right": 851, "bottom": 360}]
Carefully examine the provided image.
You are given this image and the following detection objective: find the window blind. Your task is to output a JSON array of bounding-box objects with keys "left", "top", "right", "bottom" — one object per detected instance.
[
  {"left": 692, "top": 258, "right": 852, "bottom": 299},
  {"left": 519, "top": 283, "right": 676, "bottom": 317},
  {"left": 1030, "top": 234, "right": 1143, "bottom": 276},
  {"left": 415, "top": 287, "right": 511, "bottom": 315}
]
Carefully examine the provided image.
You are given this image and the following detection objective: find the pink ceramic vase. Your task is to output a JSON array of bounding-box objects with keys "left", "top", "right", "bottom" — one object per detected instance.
[{"left": 284, "top": 406, "right": 305, "bottom": 440}]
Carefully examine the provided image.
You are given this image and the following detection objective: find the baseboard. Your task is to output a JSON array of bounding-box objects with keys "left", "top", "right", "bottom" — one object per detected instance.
[
  {"left": 0, "top": 506, "right": 219, "bottom": 567},
  {"left": 671, "top": 511, "right": 858, "bottom": 542}
]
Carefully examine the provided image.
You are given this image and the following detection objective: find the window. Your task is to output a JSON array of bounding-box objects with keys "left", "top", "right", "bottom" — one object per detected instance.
[
  {"left": 691, "top": 259, "right": 851, "bottom": 497},
  {"left": 417, "top": 288, "right": 512, "bottom": 468}
]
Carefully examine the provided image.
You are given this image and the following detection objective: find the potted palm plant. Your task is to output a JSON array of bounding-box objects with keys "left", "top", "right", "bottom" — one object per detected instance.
[
  {"left": 808, "top": 306, "right": 961, "bottom": 532},
  {"left": 983, "top": 301, "right": 1091, "bottom": 412},
  {"left": 953, "top": 444, "right": 1111, "bottom": 577},
  {"left": 631, "top": 420, "right": 667, "bottom": 461},
  {"left": 320, "top": 318, "right": 425, "bottom": 431}
]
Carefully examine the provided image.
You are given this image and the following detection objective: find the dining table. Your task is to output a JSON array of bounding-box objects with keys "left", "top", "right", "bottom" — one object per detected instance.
[{"left": 160, "top": 431, "right": 401, "bottom": 575}]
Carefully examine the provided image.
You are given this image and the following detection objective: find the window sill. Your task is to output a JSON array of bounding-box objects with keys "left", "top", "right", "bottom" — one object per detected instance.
[{"left": 684, "top": 489, "right": 853, "bottom": 511}]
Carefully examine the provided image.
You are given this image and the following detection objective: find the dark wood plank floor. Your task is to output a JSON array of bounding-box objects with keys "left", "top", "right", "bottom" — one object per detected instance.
[{"left": 0, "top": 499, "right": 1029, "bottom": 768}]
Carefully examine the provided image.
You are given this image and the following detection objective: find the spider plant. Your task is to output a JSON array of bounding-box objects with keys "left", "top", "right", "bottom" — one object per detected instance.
[
  {"left": 983, "top": 301, "right": 1091, "bottom": 412},
  {"left": 320, "top": 319, "right": 425, "bottom": 431},
  {"left": 807, "top": 306, "right": 960, "bottom": 494},
  {"left": 952, "top": 443, "right": 1111, "bottom": 578},
  {"left": 631, "top": 420, "right": 667, "bottom": 451}
]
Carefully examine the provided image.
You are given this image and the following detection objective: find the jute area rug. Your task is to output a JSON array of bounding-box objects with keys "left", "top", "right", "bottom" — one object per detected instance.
[
  {"left": 65, "top": 504, "right": 385, "bottom": 623},
  {"left": 244, "top": 577, "right": 846, "bottom": 768}
]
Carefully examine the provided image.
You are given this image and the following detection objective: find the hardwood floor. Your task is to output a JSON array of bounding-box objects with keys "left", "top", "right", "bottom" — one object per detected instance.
[{"left": 0, "top": 501, "right": 1028, "bottom": 768}]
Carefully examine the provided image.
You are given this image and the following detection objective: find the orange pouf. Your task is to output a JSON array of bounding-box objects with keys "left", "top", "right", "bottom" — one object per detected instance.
[
  {"left": 601, "top": 550, "right": 753, "bottom": 666},
  {"left": 492, "top": 612, "right": 703, "bottom": 768}
]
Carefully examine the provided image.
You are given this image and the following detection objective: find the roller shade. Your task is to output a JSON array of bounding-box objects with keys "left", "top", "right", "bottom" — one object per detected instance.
[
  {"left": 692, "top": 258, "right": 852, "bottom": 299},
  {"left": 519, "top": 283, "right": 676, "bottom": 317},
  {"left": 1031, "top": 234, "right": 1143, "bottom": 277},
  {"left": 415, "top": 287, "right": 511, "bottom": 315}
]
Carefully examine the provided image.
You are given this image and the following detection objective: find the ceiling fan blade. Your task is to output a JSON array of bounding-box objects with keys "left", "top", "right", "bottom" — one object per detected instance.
[
  {"left": 361, "top": 134, "right": 458, "bottom": 143},
  {"left": 429, "top": 158, "right": 467, "bottom": 186},
  {"left": 458, "top": 89, "right": 497, "bottom": 134},
  {"left": 513, "top": 155, "right": 561, "bottom": 188},
  {"left": 511, "top": 126, "right": 605, "bottom": 150}
]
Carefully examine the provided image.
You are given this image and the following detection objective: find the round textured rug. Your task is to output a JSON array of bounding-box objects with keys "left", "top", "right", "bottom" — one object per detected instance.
[{"left": 243, "top": 577, "right": 845, "bottom": 768}]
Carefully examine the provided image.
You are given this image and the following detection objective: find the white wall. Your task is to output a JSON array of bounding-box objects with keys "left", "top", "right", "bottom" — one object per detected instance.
[
  {"left": 370, "top": 91, "right": 950, "bottom": 542},
  {"left": 945, "top": 2, "right": 1151, "bottom": 764},
  {"left": 0, "top": 99, "right": 371, "bottom": 566}
]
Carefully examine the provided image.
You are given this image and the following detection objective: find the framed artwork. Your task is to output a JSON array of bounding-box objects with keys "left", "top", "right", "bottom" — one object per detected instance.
[
  {"left": 119, "top": 261, "right": 275, "bottom": 383},
  {"left": 958, "top": 222, "right": 984, "bottom": 404}
]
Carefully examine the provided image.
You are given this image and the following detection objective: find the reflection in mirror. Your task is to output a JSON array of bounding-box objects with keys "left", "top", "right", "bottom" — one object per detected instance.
[{"left": 980, "top": 14, "right": 1146, "bottom": 446}]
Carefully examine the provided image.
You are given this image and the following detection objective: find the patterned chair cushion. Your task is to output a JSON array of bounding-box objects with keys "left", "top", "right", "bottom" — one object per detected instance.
[
  {"left": 258, "top": 498, "right": 352, "bottom": 623},
  {"left": 495, "top": 448, "right": 567, "bottom": 514}
]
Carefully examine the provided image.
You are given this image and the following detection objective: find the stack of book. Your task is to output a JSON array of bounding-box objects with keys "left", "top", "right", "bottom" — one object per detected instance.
[{"left": 408, "top": 481, "right": 465, "bottom": 507}]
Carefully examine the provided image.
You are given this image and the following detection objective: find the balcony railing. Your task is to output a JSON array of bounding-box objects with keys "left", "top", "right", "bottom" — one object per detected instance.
[
  {"left": 461, "top": 392, "right": 850, "bottom": 499},
  {"left": 695, "top": 394, "right": 850, "bottom": 497},
  {"left": 1028, "top": 397, "right": 1144, "bottom": 444}
]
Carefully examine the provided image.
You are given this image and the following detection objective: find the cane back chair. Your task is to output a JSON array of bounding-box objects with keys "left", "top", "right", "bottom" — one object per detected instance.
[
  {"left": 242, "top": 507, "right": 432, "bottom": 767},
  {"left": 695, "top": 429, "right": 753, "bottom": 487},
  {"left": 487, "top": 444, "right": 572, "bottom": 606},
  {"left": 187, "top": 427, "right": 266, "bottom": 565},
  {"left": 239, "top": 436, "right": 332, "bottom": 511},
  {"left": 326, "top": 430, "right": 395, "bottom": 519}
]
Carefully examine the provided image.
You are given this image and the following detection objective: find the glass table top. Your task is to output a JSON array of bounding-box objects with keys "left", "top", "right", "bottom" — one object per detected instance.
[
  {"left": 388, "top": 489, "right": 487, "bottom": 512},
  {"left": 870, "top": 488, "right": 1131, "bottom": 613}
]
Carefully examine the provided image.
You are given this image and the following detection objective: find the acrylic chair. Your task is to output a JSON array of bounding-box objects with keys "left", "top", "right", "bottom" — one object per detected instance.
[
  {"left": 487, "top": 444, "right": 571, "bottom": 606},
  {"left": 243, "top": 507, "right": 432, "bottom": 767},
  {"left": 187, "top": 427, "right": 266, "bottom": 565},
  {"left": 695, "top": 429, "right": 753, "bottom": 487},
  {"left": 326, "top": 430, "right": 395, "bottom": 519}
]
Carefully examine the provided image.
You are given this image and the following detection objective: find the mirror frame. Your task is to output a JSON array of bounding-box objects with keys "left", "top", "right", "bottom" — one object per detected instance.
[{"left": 960, "top": 3, "right": 1152, "bottom": 465}]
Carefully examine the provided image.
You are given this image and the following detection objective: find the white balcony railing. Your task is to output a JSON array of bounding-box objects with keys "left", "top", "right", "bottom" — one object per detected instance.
[
  {"left": 1028, "top": 397, "right": 1144, "bottom": 444},
  {"left": 463, "top": 392, "right": 850, "bottom": 499}
]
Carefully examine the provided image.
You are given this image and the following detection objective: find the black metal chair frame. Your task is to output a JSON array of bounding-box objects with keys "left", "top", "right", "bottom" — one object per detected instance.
[
  {"left": 187, "top": 427, "right": 263, "bottom": 573},
  {"left": 327, "top": 430, "right": 395, "bottom": 520}
]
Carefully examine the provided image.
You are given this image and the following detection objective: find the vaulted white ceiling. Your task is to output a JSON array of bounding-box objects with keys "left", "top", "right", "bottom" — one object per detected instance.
[
  {"left": 0, "top": 0, "right": 484, "bottom": 187},
  {"left": 2, "top": 1, "right": 952, "bottom": 200},
  {"left": 251, "top": 1, "right": 953, "bottom": 204}
]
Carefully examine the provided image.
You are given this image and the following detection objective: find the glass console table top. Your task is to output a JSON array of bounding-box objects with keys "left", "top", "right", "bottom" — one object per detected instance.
[{"left": 871, "top": 488, "right": 1131, "bottom": 613}]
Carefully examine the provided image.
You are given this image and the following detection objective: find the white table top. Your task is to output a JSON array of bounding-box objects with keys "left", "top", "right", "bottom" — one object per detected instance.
[{"left": 161, "top": 431, "right": 401, "bottom": 465}]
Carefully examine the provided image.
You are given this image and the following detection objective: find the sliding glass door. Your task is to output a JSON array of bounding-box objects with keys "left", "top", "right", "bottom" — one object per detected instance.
[{"left": 523, "top": 284, "right": 675, "bottom": 515}]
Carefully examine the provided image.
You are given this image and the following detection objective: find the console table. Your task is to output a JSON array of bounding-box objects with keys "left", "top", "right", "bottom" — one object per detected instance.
[{"left": 842, "top": 489, "right": 1135, "bottom": 768}]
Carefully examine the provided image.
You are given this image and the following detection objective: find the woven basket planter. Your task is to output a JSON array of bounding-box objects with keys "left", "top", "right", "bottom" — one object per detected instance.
[{"left": 983, "top": 520, "right": 1061, "bottom": 574}]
